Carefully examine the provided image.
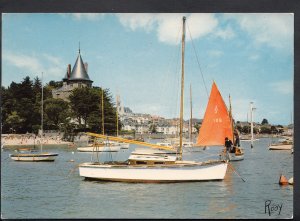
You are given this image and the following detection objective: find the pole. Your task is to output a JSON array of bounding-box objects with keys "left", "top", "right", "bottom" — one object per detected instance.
[
  {"left": 116, "top": 97, "right": 119, "bottom": 137},
  {"left": 41, "top": 72, "right": 43, "bottom": 152},
  {"left": 189, "top": 84, "right": 193, "bottom": 143},
  {"left": 250, "top": 102, "right": 254, "bottom": 148},
  {"left": 179, "top": 16, "right": 186, "bottom": 161},
  {"left": 229, "top": 94, "right": 234, "bottom": 144},
  {"left": 102, "top": 89, "right": 104, "bottom": 135}
]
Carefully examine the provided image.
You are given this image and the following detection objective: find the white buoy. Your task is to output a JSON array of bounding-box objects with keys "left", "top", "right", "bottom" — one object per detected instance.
[
  {"left": 288, "top": 177, "right": 293, "bottom": 185},
  {"left": 68, "top": 151, "right": 75, "bottom": 162}
]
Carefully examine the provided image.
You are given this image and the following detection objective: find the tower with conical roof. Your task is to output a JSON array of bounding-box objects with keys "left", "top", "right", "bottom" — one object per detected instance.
[{"left": 52, "top": 47, "right": 93, "bottom": 101}]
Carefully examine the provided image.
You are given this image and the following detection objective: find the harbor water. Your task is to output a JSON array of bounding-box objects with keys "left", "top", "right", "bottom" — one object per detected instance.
[{"left": 1, "top": 138, "right": 293, "bottom": 219}]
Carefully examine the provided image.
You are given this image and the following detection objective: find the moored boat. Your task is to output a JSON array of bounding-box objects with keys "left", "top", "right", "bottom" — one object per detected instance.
[
  {"left": 10, "top": 152, "right": 58, "bottom": 161},
  {"left": 77, "top": 145, "right": 121, "bottom": 152},
  {"left": 269, "top": 144, "right": 293, "bottom": 150},
  {"left": 79, "top": 17, "right": 228, "bottom": 183},
  {"left": 10, "top": 72, "right": 58, "bottom": 162},
  {"left": 196, "top": 82, "right": 244, "bottom": 161},
  {"left": 269, "top": 138, "right": 293, "bottom": 150},
  {"left": 79, "top": 158, "right": 227, "bottom": 183}
]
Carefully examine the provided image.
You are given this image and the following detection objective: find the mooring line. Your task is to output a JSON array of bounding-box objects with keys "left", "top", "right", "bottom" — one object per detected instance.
[{"left": 228, "top": 162, "right": 246, "bottom": 182}]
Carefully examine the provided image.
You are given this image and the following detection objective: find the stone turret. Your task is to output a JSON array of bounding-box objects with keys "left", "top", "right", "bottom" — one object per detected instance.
[{"left": 52, "top": 48, "right": 94, "bottom": 101}]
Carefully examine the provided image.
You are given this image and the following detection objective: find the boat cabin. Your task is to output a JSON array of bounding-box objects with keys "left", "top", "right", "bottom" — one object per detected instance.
[{"left": 128, "top": 154, "right": 177, "bottom": 165}]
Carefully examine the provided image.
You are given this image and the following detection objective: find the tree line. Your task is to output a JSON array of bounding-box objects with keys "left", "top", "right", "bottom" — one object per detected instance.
[{"left": 1, "top": 76, "right": 120, "bottom": 140}]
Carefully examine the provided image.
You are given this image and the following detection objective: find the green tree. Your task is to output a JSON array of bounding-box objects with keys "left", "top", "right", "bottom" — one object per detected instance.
[
  {"left": 149, "top": 124, "right": 157, "bottom": 133},
  {"left": 1, "top": 76, "right": 53, "bottom": 134},
  {"left": 261, "top": 118, "right": 269, "bottom": 125},
  {"left": 194, "top": 123, "right": 201, "bottom": 133},
  {"left": 69, "top": 87, "right": 99, "bottom": 128},
  {"left": 44, "top": 98, "right": 70, "bottom": 130},
  {"left": 5, "top": 111, "right": 24, "bottom": 132},
  {"left": 235, "top": 125, "right": 242, "bottom": 132},
  {"left": 48, "top": 80, "right": 63, "bottom": 89},
  {"left": 260, "top": 126, "right": 271, "bottom": 134},
  {"left": 270, "top": 126, "right": 278, "bottom": 134},
  {"left": 242, "top": 125, "right": 250, "bottom": 134},
  {"left": 69, "top": 87, "right": 120, "bottom": 135}
]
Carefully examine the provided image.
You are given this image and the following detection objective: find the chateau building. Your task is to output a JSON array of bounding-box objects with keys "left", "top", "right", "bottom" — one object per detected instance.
[{"left": 52, "top": 49, "right": 93, "bottom": 101}]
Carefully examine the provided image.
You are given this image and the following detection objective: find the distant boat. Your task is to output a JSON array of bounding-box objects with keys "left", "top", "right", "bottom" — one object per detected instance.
[
  {"left": 77, "top": 146, "right": 120, "bottom": 152},
  {"left": 78, "top": 17, "right": 228, "bottom": 183},
  {"left": 10, "top": 73, "right": 58, "bottom": 162},
  {"left": 269, "top": 137, "right": 293, "bottom": 150},
  {"left": 77, "top": 140, "right": 127, "bottom": 152},
  {"left": 196, "top": 82, "right": 244, "bottom": 161}
]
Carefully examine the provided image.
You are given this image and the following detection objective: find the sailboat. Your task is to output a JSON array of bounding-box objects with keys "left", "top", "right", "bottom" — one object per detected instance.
[
  {"left": 268, "top": 113, "right": 293, "bottom": 150},
  {"left": 78, "top": 16, "right": 228, "bottom": 182},
  {"left": 269, "top": 136, "right": 293, "bottom": 150},
  {"left": 10, "top": 73, "right": 58, "bottom": 161},
  {"left": 196, "top": 82, "right": 244, "bottom": 161}
]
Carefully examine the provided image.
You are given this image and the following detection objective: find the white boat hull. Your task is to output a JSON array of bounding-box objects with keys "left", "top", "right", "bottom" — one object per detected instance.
[
  {"left": 228, "top": 153, "right": 244, "bottom": 161},
  {"left": 77, "top": 146, "right": 121, "bottom": 152},
  {"left": 269, "top": 144, "right": 293, "bottom": 150},
  {"left": 10, "top": 153, "right": 58, "bottom": 161},
  {"left": 119, "top": 143, "right": 129, "bottom": 149},
  {"left": 240, "top": 139, "right": 259, "bottom": 142},
  {"left": 79, "top": 162, "right": 228, "bottom": 182}
]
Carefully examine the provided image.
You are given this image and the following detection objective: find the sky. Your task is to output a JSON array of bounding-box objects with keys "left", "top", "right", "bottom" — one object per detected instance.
[{"left": 2, "top": 13, "right": 294, "bottom": 125}]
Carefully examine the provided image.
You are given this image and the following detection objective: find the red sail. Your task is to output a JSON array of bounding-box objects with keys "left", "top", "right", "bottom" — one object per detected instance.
[{"left": 196, "top": 82, "right": 233, "bottom": 146}]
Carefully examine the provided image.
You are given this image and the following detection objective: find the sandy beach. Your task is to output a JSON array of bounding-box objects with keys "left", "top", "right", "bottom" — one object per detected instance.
[{"left": 1, "top": 134, "right": 72, "bottom": 148}]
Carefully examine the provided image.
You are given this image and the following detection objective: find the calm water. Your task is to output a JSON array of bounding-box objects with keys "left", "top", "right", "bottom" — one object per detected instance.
[{"left": 1, "top": 138, "right": 293, "bottom": 219}]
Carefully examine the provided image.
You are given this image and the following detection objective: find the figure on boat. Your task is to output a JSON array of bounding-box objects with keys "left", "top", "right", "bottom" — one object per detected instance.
[{"left": 234, "top": 129, "right": 240, "bottom": 147}]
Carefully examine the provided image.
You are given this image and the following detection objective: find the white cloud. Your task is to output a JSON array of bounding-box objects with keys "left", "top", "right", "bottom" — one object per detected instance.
[
  {"left": 3, "top": 51, "right": 65, "bottom": 79},
  {"left": 214, "top": 25, "right": 235, "bottom": 40},
  {"left": 4, "top": 52, "right": 42, "bottom": 73},
  {"left": 227, "top": 13, "right": 293, "bottom": 50},
  {"left": 269, "top": 80, "right": 293, "bottom": 95},
  {"left": 116, "top": 13, "right": 218, "bottom": 45},
  {"left": 184, "top": 14, "right": 218, "bottom": 42},
  {"left": 117, "top": 13, "right": 157, "bottom": 32},
  {"left": 70, "top": 13, "right": 105, "bottom": 21},
  {"left": 208, "top": 50, "right": 223, "bottom": 57}
]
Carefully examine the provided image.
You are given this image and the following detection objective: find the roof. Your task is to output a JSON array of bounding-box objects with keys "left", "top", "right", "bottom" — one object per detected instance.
[{"left": 69, "top": 52, "right": 93, "bottom": 82}]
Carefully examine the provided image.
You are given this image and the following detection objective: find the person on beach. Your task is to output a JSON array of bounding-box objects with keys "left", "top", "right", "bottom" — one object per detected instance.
[{"left": 234, "top": 129, "right": 240, "bottom": 147}]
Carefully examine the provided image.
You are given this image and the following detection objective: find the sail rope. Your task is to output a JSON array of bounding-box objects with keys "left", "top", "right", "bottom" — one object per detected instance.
[{"left": 186, "top": 22, "right": 209, "bottom": 98}]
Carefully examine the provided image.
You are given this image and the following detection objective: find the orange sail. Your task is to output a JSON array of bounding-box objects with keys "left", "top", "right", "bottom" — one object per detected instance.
[{"left": 196, "top": 82, "right": 233, "bottom": 146}]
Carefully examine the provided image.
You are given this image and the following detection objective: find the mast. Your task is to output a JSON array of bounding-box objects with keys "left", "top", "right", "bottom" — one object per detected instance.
[
  {"left": 116, "top": 95, "right": 119, "bottom": 137},
  {"left": 250, "top": 102, "right": 254, "bottom": 148},
  {"left": 41, "top": 72, "right": 44, "bottom": 152},
  {"left": 102, "top": 89, "right": 104, "bottom": 135},
  {"left": 189, "top": 84, "right": 193, "bottom": 143},
  {"left": 179, "top": 16, "right": 186, "bottom": 160},
  {"left": 229, "top": 94, "right": 234, "bottom": 144}
]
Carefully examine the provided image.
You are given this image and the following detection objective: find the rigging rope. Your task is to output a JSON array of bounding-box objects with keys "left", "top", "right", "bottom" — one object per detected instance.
[{"left": 186, "top": 22, "right": 209, "bottom": 98}]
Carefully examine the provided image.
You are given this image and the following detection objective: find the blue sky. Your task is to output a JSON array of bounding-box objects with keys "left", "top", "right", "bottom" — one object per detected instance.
[{"left": 2, "top": 13, "right": 294, "bottom": 125}]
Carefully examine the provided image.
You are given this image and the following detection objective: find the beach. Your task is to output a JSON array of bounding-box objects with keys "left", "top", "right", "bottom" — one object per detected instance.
[{"left": 1, "top": 133, "right": 72, "bottom": 148}]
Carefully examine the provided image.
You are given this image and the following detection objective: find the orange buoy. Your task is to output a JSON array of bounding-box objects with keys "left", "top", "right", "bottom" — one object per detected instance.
[{"left": 279, "top": 174, "right": 289, "bottom": 185}]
